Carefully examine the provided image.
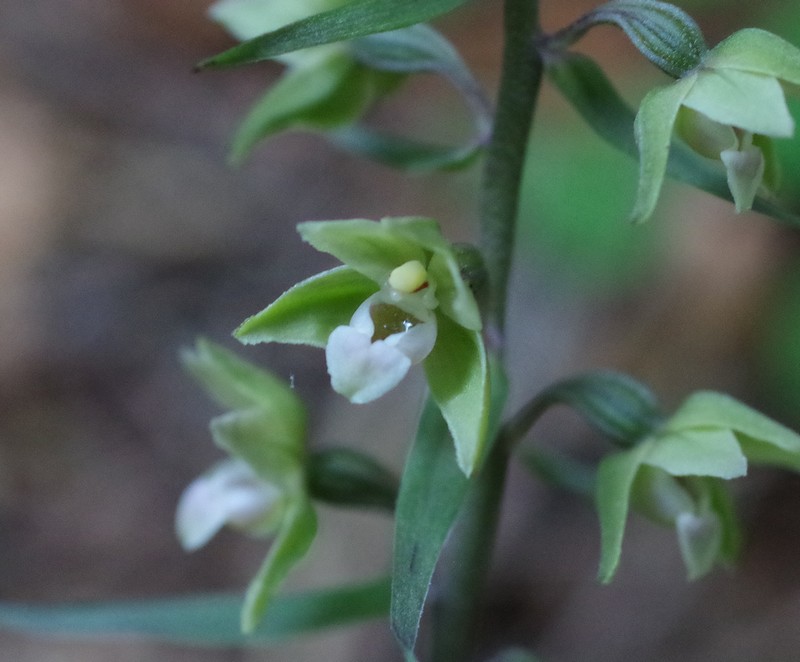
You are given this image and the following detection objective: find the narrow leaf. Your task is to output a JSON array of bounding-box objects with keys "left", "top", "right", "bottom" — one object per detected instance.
[
  {"left": 197, "top": 0, "right": 474, "bottom": 70},
  {"left": 391, "top": 398, "right": 470, "bottom": 655},
  {"left": 0, "top": 578, "right": 390, "bottom": 646},
  {"left": 235, "top": 266, "right": 378, "bottom": 348}
]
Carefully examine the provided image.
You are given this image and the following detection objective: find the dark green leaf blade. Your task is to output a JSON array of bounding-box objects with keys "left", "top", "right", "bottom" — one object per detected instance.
[
  {"left": 0, "top": 578, "right": 390, "bottom": 647},
  {"left": 391, "top": 398, "right": 470, "bottom": 655},
  {"left": 197, "top": 0, "right": 474, "bottom": 70},
  {"left": 547, "top": 52, "right": 800, "bottom": 227}
]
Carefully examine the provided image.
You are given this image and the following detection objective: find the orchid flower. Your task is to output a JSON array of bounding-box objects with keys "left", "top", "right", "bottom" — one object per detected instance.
[
  {"left": 633, "top": 28, "right": 800, "bottom": 222},
  {"left": 235, "top": 217, "right": 491, "bottom": 475},
  {"left": 597, "top": 390, "right": 800, "bottom": 582}
]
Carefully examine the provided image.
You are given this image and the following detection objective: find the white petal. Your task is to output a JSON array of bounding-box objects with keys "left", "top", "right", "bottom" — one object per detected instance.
[
  {"left": 175, "top": 459, "right": 280, "bottom": 551},
  {"left": 720, "top": 145, "right": 765, "bottom": 212},
  {"left": 385, "top": 312, "right": 437, "bottom": 364},
  {"left": 326, "top": 325, "right": 412, "bottom": 404}
]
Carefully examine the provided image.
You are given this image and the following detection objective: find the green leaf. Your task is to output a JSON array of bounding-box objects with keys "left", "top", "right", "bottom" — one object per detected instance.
[
  {"left": 665, "top": 390, "right": 800, "bottom": 472},
  {"left": 329, "top": 125, "right": 482, "bottom": 170},
  {"left": 644, "top": 428, "right": 747, "bottom": 479},
  {"left": 298, "top": 218, "right": 431, "bottom": 283},
  {"left": 707, "top": 28, "right": 800, "bottom": 86},
  {"left": 307, "top": 447, "right": 398, "bottom": 511},
  {"left": 235, "top": 266, "right": 378, "bottom": 347},
  {"left": 424, "top": 314, "right": 489, "bottom": 475},
  {"left": 391, "top": 398, "right": 470, "bottom": 655},
  {"left": 197, "top": 0, "right": 474, "bottom": 70},
  {"left": 241, "top": 498, "right": 318, "bottom": 632},
  {"left": 0, "top": 578, "right": 390, "bottom": 646},
  {"left": 229, "top": 55, "right": 392, "bottom": 165},
  {"left": 547, "top": 52, "right": 800, "bottom": 226},
  {"left": 595, "top": 443, "right": 651, "bottom": 582},
  {"left": 588, "top": 0, "right": 707, "bottom": 77}
]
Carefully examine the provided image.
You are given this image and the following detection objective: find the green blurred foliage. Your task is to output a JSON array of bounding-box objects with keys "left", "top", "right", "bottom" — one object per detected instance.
[{"left": 518, "top": 115, "right": 663, "bottom": 296}]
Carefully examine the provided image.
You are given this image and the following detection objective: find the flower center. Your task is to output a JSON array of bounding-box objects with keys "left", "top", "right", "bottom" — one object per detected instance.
[{"left": 369, "top": 303, "right": 422, "bottom": 341}]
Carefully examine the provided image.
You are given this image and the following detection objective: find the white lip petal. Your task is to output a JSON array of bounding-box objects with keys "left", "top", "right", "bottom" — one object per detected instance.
[
  {"left": 175, "top": 459, "right": 279, "bottom": 552},
  {"left": 326, "top": 325, "right": 413, "bottom": 404}
]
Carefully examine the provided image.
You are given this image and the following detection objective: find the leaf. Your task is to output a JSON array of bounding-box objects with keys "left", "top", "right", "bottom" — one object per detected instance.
[
  {"left": 644, "top": 428, "right": 747, "bottom": 479},
  {"left": 423, "top": 315, "right": 489, "bottom": 475},
  {"left": 182, "top": 339, "right": 306, "bottom": 443},
  {"left": 391, "top": 398, "right": 470, "bottom": 655},
  {"left": 241, "top": 498, "right": 318, "bottom": 632},
  {"left": 298, "top": 218, "right": 431, "bottom": 282},
  {"left": 547, "top": 52, "right": 800, "bottom": 227},
  {"left": 0, "top": 578, "right": 390, "bottom": 646},
  {"left": 595, "top": 443, "right": 651, "bottom": 582},
  {"left": 235, "top": 266, "right": 378, "bottom": 348},
  {"left": 197, "top": 0, "right": 475, "bottom": 70}
]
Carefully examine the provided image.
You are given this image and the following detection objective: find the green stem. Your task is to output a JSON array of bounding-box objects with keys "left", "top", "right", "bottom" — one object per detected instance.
[
  {"left": 429, "top": 1, "right": 543, "bottom": 660},
  {"left": 479, "top": 0, "right": 543, "bottom": 341}
]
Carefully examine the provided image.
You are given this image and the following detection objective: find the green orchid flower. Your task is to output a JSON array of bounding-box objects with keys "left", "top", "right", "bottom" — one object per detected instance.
[
  {"left": 208, "top": 0, "right": 402, "bottom": 164},
  {"left": 235, "top": 217, "right": 491, "bottom": 476},
  {"left": 597, "top": 390, "right": 800, "bottom": 582},
  {"left": 177, "top": 339, "right": 317, "bottom": 633},
  {"left": 633, "top": 28, "right": 800, "bottom": 222}
]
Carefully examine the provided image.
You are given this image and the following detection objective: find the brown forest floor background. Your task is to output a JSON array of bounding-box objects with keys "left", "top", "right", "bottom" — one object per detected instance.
[{"left": 2, "top": 1, "right": 800, "bottom": 660}]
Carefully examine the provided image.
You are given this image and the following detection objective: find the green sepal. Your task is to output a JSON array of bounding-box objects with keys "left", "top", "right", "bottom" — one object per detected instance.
[
  {"left": 391, "top": 398, "right": 470, "bottom": 656},
  {"left": 644, "top": 428, "right": 747, "bottom": 479},
  {"left": 424, "top": 314, "right": 489, "bottom": 475},
  {"left": 229, "top": 54, "right": 400, "bottom": 165},
  {"left": 307, "top": 447, "right": 398, "bottom": 511},
  {"left": 706, "top": 28, "right": 800, "bottom": 86},
  {"left": 632, "top": 75, "right": 695, "bottom": 223},
  {"left": 235, "top": 266, "right": 378, "bottom": 348},
  {"left": 210, "top": 409, "right": 304, "bottom": 491},
  {"left": 595, "top": 443, "right": 651, "bottom": 583},
  {"left": 298, "top": 218, "right": 431, "bottom": 283},
  {"left": 181, "top": 339, "right": 306, "bottom": 433},
  {"left": 682, "top": 68, "right": 794, "bottom": 138},
  {"left": 197, "top": 0, "right": 474, "bottom": 70},
  {"left": 664, "top": 391, "right": 800, "bottom": 472},
  {"left": 241, "top": 498, "right": 318, "bottom": 633},
  {"left": 587, "top": 0, "right": 707, "bottom": 78}
]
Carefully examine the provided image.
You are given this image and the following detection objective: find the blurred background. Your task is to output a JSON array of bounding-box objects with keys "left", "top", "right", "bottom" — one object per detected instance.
[{"left": 2, "top": 0, "right": 800, "bottom": 660}]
